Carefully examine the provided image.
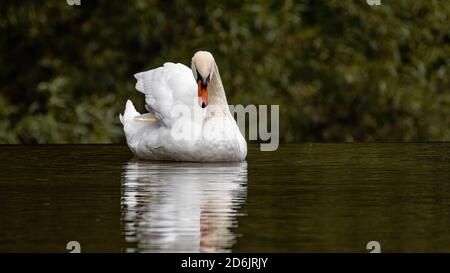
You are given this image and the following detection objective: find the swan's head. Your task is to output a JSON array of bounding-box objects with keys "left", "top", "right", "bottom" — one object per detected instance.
[{"left": 192, "top": 51, "right": 215, "bottom": 108}]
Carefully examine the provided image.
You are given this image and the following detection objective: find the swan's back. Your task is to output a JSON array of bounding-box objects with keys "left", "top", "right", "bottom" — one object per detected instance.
[{"left": 134, "top": 63, "right": 197, "bottom": 127}]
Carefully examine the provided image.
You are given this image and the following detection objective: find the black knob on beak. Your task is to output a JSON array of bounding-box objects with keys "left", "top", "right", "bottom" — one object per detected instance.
[{"left": 196, "top": 70, "right": 210, "bottom": 88}]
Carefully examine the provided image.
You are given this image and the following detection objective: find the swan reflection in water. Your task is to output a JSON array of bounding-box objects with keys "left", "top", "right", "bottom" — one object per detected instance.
[{"left": 121, "top": 161, "right": 248, "bottom": 252}]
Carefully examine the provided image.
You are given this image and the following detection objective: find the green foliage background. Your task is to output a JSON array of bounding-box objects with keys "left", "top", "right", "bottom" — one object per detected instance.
[{"left": 0, "top": 0, "right": 449, "bottom": 143}]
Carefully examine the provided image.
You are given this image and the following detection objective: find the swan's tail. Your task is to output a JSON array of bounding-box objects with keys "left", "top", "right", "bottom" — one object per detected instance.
[
  {"left": 119, "top": 100, "right": 152, "bottom": 144},
  {"left": 119, "top": 100, "right": 140, "bottom": 125}
]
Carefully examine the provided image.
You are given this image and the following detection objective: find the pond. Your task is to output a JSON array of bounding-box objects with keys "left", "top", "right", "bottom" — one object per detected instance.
[{"left": 0, "top": 144, "right": 449, "bottom": 252}]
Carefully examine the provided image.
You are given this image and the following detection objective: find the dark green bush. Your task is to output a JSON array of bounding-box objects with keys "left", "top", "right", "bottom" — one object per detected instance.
[{"left": 0, "top": 0, "right": 448, "bottom": 143}]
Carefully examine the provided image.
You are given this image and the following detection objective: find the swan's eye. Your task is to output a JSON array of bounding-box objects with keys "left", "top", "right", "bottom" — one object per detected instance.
[
  {"left": 196, "top": 70, "right": 210, "bottom": 89},
  {"left": 196, "top": 70, "right": 210, "bottom": 83}
]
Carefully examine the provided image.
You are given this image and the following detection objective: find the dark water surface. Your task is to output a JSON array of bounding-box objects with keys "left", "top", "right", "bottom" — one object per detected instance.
[{"left": 0, "top": 144, "right": 449, "bottom": 252}]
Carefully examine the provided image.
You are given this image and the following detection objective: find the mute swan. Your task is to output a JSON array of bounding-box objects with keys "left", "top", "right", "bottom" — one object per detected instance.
[{"left": 119, "top": 51, "right": 247, "bottom": 162}]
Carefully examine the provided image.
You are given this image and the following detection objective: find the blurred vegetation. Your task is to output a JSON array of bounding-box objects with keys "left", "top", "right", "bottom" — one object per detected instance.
[{"left": 0, "top": 0, "right": 449, "bottom": 143}]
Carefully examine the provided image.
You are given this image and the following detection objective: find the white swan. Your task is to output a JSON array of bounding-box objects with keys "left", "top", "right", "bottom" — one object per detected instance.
[{"left": 120, "top": 51, "right": 247, "bottom": 162}]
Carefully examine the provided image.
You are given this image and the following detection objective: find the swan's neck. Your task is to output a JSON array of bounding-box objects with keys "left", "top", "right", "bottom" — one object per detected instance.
[{"left": 207, "top": 63, "right": 230, "bottom": 116}]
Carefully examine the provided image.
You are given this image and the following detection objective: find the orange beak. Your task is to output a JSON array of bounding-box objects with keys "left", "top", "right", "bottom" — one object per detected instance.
[{"left": 197, "top": 80, "right": 208, "bottom": 108}]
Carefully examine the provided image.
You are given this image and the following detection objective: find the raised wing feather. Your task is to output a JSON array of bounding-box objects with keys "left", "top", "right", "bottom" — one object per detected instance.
[{"left": 134, "top": 63, "right": 197, "bottom": 127}]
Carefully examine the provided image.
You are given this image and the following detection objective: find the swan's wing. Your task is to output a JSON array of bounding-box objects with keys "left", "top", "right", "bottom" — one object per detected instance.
[{"left": 134, "top": 62, "right": 197, "bottom": 127}]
